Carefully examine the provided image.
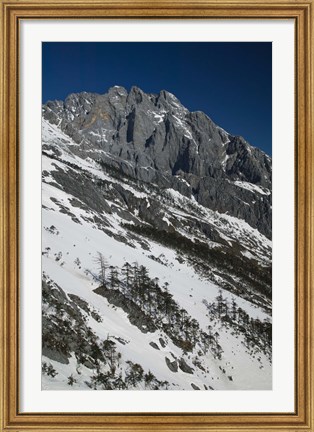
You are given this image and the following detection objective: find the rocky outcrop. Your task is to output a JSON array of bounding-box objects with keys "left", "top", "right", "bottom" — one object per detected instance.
[
  {"left": 93, "top": 286, "right": 157, "bottom": 333},
  {"left": 149, "top": 342, "right": 160, "bottom": 350},
  {"left": 179, "top": 358, "right": 194, "bottom": 374},
  {"left": 165, "top": 357, "right": 178, "bottom": 373}
]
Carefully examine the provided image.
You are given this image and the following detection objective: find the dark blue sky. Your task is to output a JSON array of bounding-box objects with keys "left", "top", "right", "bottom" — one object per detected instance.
[{"left": 42, "top": 42, "right": 272, "bottom": 155}]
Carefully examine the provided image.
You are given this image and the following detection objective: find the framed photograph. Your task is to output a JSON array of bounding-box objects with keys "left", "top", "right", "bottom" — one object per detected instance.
[{"left": 0, "top": 0, "right": 313, "bottom": 431}]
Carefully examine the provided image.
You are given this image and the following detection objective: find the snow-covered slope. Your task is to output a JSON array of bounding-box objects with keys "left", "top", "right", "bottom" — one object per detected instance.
[{"left": 41, "top": 95, "right": 272, "bottom": 391}]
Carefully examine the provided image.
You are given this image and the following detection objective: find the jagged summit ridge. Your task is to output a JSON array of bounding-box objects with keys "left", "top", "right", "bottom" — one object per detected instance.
[{"left": 42, "top": 85, "right": 272, "bottom": 237}]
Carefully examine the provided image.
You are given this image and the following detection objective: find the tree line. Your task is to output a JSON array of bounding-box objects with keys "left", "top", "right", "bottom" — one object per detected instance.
[
  {"left": 203, "top": 289, "right": 272, "bottom": 360},
  {"left": 90, "top": 252, "right": 224, "bottom": 359}
]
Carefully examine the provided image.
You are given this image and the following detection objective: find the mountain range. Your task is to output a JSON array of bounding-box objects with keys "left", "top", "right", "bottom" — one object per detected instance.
[{"left": 41, "top": 86, "right": 272, "bottom": 391}]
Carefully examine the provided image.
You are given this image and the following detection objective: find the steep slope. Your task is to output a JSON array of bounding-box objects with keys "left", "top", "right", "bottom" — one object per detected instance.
[{"left": 42, "top": 87, "right": 272, "bottom": 391}]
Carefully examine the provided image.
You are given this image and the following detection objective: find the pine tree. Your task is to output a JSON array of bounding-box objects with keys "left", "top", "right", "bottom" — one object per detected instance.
[
  {"left": 103, "top": 338, "right": 117, "bottom": 369},
  {"left": 121, "top": 262, "right": 132, "bottom": 294},
  {"left": 67, "top": 374, "right": 77, "bottom": 386},
  {"left": 109, "top": 266, "right": 119, "bottom": 290},
  {"left": 144, "top": 370, "right": 155, "bottom": 389},
  {"left": 132, "top": 262, "right": 140, "bottom": 298},
  {"left": 126, "top": 362, "right": 144, "bottom": 388},
  {"left": 231, "top": 297, "right": 238, "bottom": 321},
  {"left": 216, "top": 289, "right": 224, "bottom": 317}
]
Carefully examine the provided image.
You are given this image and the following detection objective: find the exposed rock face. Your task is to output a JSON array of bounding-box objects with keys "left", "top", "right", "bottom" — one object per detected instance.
[
  {"left": 165, "top": 357, "right": 178, "bottom": 373},
  {"left": 42, "top": 85, "right": 272, "bottom": 238},
  {"left": 149, "top": 342, "right": 160, "bottom": 350},
  {"left": 178, "top": 358, "right": 194, "bottom": 374}
]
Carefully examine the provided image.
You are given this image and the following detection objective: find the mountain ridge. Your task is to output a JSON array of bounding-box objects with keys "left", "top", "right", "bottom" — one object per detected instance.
[{"left": 42, "top": 85, "right": 272, "bottom": 238}]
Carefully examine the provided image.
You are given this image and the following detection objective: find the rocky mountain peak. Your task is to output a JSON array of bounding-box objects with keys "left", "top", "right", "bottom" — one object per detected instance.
[{"left": 42, "top": 85, "right": 272, "bottom": 238}]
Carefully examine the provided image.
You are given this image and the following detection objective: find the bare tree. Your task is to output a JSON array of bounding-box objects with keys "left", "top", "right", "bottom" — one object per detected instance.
[{"left": 94, "top": 252, "right": 108, "bottom": 286}]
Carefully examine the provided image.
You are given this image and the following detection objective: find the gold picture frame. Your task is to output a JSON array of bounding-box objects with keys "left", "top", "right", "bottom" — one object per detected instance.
[{"left": 0, "top": 1, "right": 313, "bottom": 430}]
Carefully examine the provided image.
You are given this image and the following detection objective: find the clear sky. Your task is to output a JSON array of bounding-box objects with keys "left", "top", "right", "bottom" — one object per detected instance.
[{"left": 42, "top": 42, "right": 272, "bottom": 155}]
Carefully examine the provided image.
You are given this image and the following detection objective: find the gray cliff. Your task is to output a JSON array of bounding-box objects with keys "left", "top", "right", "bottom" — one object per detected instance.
[{"left": 42, "top": 85, "right": 272, "bottom": 238}]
